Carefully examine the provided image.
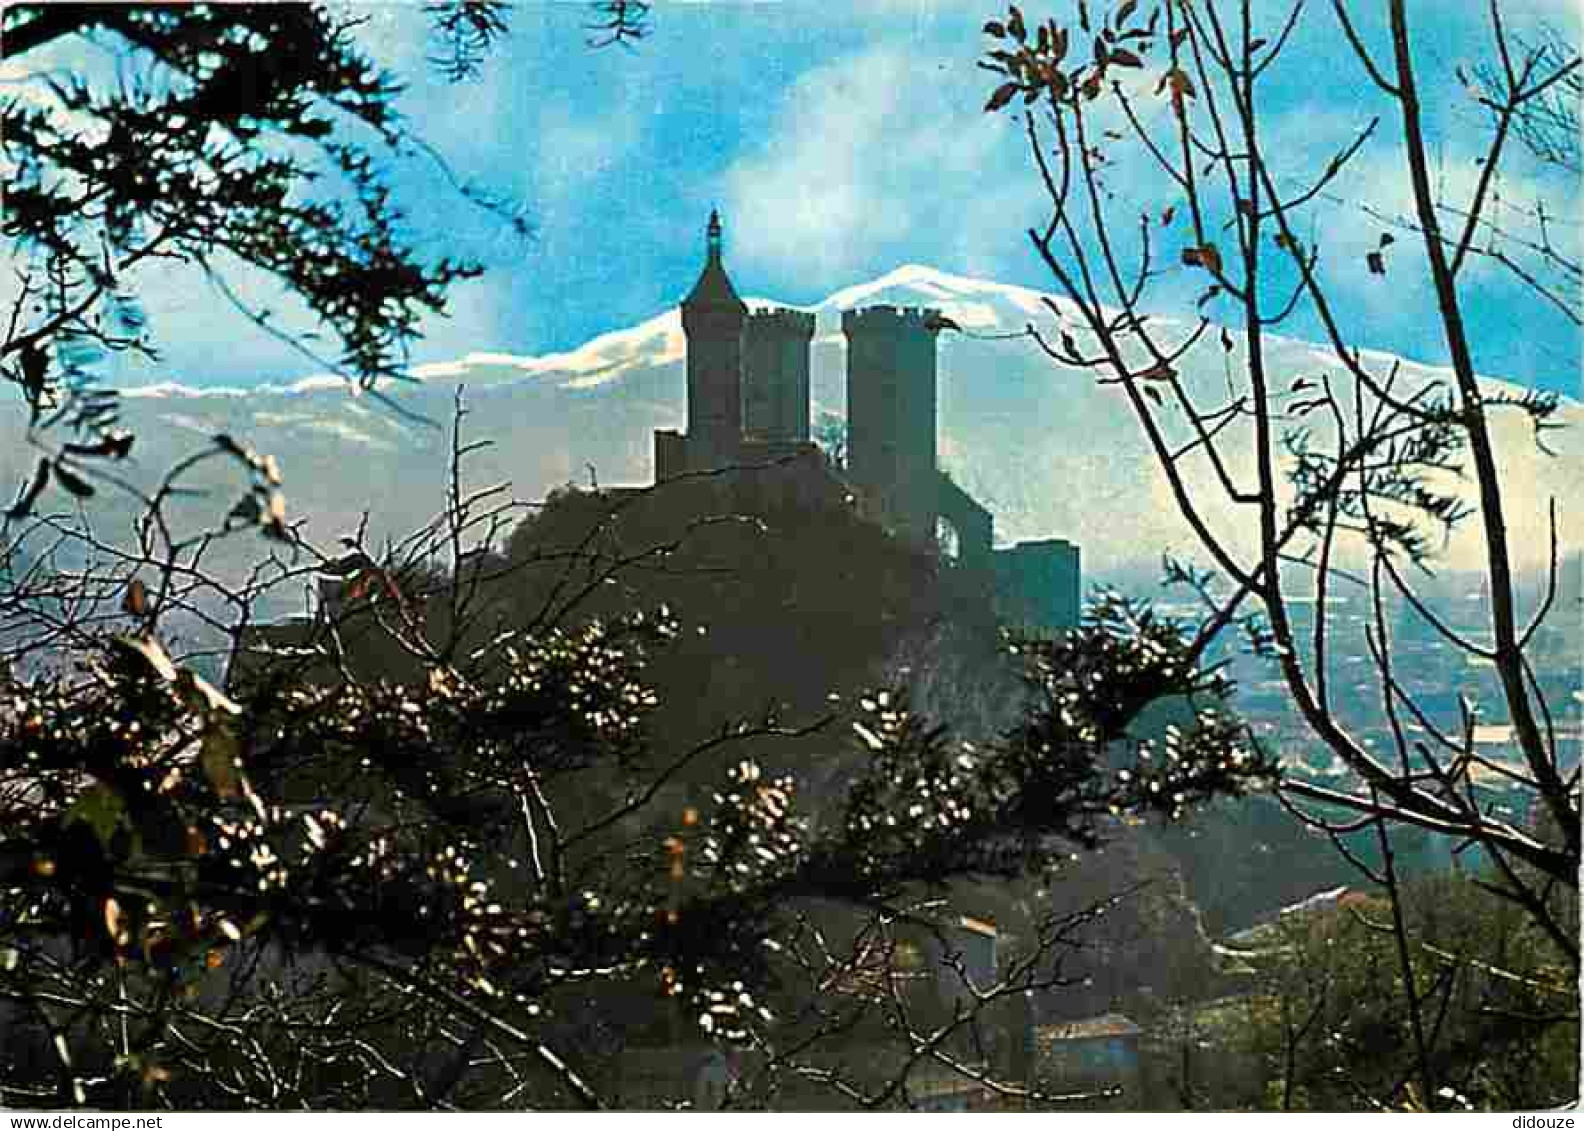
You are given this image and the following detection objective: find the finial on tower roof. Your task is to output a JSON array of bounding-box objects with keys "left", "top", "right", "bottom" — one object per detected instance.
[{"left": 682, "top": 207, "right": 745, "bottom": 314}]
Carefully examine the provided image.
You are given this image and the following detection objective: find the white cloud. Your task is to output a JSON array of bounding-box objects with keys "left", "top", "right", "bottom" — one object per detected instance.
[
  {"left": 1500, "top": 0, "right": 1584, "bottom": 35},
  {"left": 535, "top": 100, "right": 641, "bottom": 193},
  {"left": 1251, "top": 88, "right": 1582, "bottom": 376},
  {"left": 723, "top": 42, "right": 1042, "bottom": 285}
]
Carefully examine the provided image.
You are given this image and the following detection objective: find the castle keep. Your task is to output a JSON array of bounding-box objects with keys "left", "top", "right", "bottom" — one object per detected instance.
[{"left": 657, "top": 212, "right": 1081, "bottom": 635}]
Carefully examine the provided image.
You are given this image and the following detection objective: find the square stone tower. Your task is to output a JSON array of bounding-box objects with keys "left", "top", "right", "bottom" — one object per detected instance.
[
  {"left": 743, "top": 308, "right": 816, "bottom": 443},
  {"left": 842, "top": 305, "right": 942, "bottom": 546}
]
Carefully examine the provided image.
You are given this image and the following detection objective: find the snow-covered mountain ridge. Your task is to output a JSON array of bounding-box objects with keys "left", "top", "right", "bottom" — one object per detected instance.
[{"left": 5, "top": 265, "right": 1576, "bottom": 582}]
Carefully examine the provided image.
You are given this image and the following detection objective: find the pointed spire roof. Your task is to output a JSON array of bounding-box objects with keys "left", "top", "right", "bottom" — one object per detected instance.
[{"left": 683, "top": 209, "right": 747, "bottom": 314}]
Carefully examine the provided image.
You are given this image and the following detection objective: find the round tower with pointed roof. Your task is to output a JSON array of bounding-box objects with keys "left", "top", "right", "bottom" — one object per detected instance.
[{"left": 681, "top": 210, "right": 748, "bottom": 468}]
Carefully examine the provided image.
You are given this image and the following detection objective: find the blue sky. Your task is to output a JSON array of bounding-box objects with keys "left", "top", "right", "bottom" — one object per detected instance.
[{"left": 34, "top": 1, "right": 1584, "bottom": 395}]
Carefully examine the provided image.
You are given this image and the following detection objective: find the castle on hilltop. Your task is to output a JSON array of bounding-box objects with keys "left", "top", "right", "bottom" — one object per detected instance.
[
  {"left": 656, "top": 211, "right": 1080, "bottom": 634},
  {"left": 227, "top": 213, "right": 1086, "bottom": 695}
]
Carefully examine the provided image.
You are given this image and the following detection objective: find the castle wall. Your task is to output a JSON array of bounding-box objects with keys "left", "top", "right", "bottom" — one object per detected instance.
[
  {"left": 938, "top": 471, "right": 994, "bottom": 574},
  {"left": 654, "top": 428, "right": 687, "bottom": 482},
  {"left": 744, "top": 309, "right": 815, "bottom": 444},
  {"left": 842, "top": 306, "right": 940, "bottom": 546},
  {"left": 993, "top": 539, "right": 1081, "bottom": 635}
]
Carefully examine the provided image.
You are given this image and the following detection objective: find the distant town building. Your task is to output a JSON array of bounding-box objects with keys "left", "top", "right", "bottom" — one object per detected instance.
[{"left": 1032, "top": 1012, "right": 1143, "bottom": 1105}]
